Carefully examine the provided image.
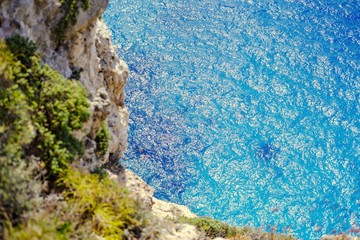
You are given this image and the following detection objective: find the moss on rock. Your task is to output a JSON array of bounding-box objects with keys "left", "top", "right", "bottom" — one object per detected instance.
[{"left": 55, "top": 0, "right": 91, "bottom": 41}]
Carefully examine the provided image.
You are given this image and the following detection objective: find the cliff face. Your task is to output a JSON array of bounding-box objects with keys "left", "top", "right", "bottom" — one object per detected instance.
[
  {"left": 0, "top": 1, "right": 203, "bottom": 239},
  {"left": 0, "top": 0, "right": 128, "bottom": 170}
]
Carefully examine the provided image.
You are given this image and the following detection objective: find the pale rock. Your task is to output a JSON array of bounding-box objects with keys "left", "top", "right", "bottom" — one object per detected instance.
[
  {"left": 124, "top": 169, "right": 154, "bottom": 210},
  {"left": 106, "top": 169, "right": 122, "bottom": 183},
  {"left": 70, "top": 0, "right": 109, "bottom": 35},
  {"left": 114, "top": 169, "right": 203, "bottom": 239},
  {"left": 157, "top": 223, "right": 200, "bottom": 240},
  {"left": 0, "top": 0, "right": 72, "bottom": 77},
  {"left": 152, "top": 197, "right": 198, "bottom": 219},
  {"left": 122, "top": 168, "right": 197, "bottom": 219}
]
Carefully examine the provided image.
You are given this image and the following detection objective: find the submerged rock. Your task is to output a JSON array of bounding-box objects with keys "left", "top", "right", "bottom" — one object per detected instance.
[{"left": 256, "top": 142, "right": 280, "bottom": 161}]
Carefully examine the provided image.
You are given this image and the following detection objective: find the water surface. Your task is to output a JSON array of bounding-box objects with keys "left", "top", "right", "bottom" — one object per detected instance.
[{"left": 104, "top": 0, "right": 360, "bottom": 238}]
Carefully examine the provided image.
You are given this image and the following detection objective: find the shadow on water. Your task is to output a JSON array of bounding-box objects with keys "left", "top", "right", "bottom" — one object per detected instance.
[
  {"left": 132, "top": 145, "right": 193, "bottom": 202},
  {"left": 254, "top": 142, "right": 284, "bottom": 179},
  {"left": 256, "top": 142, "right": 281, "bottom": 162}
]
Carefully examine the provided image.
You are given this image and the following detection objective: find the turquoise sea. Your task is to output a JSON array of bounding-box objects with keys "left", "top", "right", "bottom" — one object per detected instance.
[{"left": 103, "top": 0, "right": 360, "bottom": 239}]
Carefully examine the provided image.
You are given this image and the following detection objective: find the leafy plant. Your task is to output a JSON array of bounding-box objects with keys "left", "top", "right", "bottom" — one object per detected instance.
[
  {"left": 95, "top": 122, "right": 110, "bottom": 158},
  {"left": 3, "top": 34, "right": 90, "bottom": 179},
  {"left": 5, "top": 35, "right": 37, "bottom": 67},
  {"left": 34, "top": 65, "right": 90, "bottom": 177},
  {"left": 57, "top": 167, "right": 147, "bottom": 239},
  {"left": 0, "top": 35, "right": 90, "bottom": 236},
  {"left": 91, "top": 167, "right": 108, "bottom": 180},
  {"left": 177, "top": 216, "right": 239, "bottom": 238},
  {"left": 0, "top": 39, "right": 41, "bottom": 235},
  {"left": 4, "top": 215, "right": 68, "bottom": 240},
  {"left": 177, "top": 216, "right": 297, "bottom": 240}
]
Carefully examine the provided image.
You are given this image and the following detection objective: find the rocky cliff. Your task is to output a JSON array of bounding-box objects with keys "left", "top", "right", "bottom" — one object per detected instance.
[
  {"left": 0, "top": 1, "right": 203, "bottom": 239},
  {"left": 0, "top": 0, "right": 128, "bottom": 170}
]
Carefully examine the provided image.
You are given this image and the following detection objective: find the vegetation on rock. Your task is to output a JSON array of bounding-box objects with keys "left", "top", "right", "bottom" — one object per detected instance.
[
  {"left": 0, "top": 35, "right": 90, "bottom": 236},
  {"left": 178, "top": 216, "right": 297, "bottom": 240},
  {"left": 56, "top": 0, "right": 91, "bottom": 41},
  {"left": 58, "top": 167, "right": 148, "bottom": 239},
  {"left": 0, "top": 35, "right": 153, "bottom": 240},
  {"left": 3, "top": 34, "right": 90, "bottom": 179},
  {"left": 177, "top": 216, "right": 238, "bottom": 238},
  {"left": 4, "top": 168, "right": 151, "bottom": 239},
  {"left": 95, "top": 122, "right": 110, "bottom": 158},
  {"left": 0, "top": 38, "right": 41, "bottom": 234}
]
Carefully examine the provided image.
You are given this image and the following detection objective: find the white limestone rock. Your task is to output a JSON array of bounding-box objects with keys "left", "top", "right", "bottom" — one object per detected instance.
[
  {"left": 152, "top": 198, "right": 198, "bottom": 219},
  {"left": 124, "top": 169, "right": 155, "bottom": 210},
  {"left": 122, "top": 168, "right": 197, "bottom": 219},
  {"left": 157, "top": 223, "right": 201, "bottom": 240}
]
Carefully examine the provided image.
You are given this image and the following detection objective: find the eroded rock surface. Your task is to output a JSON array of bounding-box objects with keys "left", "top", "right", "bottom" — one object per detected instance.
[{"left": 107, "top": 168, "right": 203, "bottom": 239}]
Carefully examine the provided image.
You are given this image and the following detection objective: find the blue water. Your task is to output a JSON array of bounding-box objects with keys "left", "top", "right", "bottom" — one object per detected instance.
[{"left": 103, "top": 0, "right": 360, "bottom": 238}]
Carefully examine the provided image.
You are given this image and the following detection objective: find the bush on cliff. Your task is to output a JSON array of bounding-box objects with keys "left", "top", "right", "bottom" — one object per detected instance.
[
  {"left": 4, "top": 34, "right": 90, "bottom": 179},
  {"left": 177, "top": 216, "right": 239, "bottom": 238},
  {"left": 1, "top": 35, "right": 154, "bottom": 239},
  {"left": 4, "top": 168, "right": 151, "bottom": 240},
  {"left": 0, "top": 38, "right": 41, "bottom": 234},
  {"left": 178, "top": 216, "right": 297, "bottom": 240},
  {"left": 95, "top": 121, "right": 110, "bottom": 159},
  {"left": 57, "top": 167, "right": 148, "bottom": 239},
  {"left": 0, "top": 35, "right": 89, "bottom": 235}
]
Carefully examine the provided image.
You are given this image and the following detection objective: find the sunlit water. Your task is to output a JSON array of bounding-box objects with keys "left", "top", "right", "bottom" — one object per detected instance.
[{"left": 103, "top": 0, "right": 360, "bottom": 238}]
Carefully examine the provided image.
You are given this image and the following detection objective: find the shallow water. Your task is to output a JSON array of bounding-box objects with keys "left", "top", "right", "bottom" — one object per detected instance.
[{"left": 103, "top": 0, "right": 360, "bottom": 238}]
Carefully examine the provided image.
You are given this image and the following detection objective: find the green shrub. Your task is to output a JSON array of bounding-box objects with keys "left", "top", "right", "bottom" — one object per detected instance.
[
  {"left": 177, "top": 216, "right": 239, "bottom": 238},
  {"left": 95, "top": 122, "right": 110, "bottom": 158},
  {"left": 57, "top": 167, "right": 147, "bottom": 239},
  {"left": 228, "top": 230, "right": 297, "bottom": 240},
  {"left": 5, "top": 35, "right": 37, "bottom": 67},
  {"left": 177, "top": 216, "right": 296, "bottom": 240},
  {"left": 34, "top": 65, "right": 90, "bottom": 177},
  {"left": 0, "top": 39, "right": 41, "bottom": 235},
  {"left": 4, "top": 167, "right": 152, "bottom": 239},
  {"left": 91, "top": 167, "right": 108, "bottom": 180},
  {"left": 0, "top": 35, "right": 90, "bottom": 236},
  {"left": 3, "top": 34, "right": 90, "bottom": 179},
  {"left": 4, "top": 215, "right": 68, "bottom": 240}
]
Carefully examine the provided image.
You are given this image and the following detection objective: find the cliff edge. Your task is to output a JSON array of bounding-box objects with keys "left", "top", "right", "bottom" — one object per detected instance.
[{"left": 0, "top": 0, "right": 202, "bottom": 239}]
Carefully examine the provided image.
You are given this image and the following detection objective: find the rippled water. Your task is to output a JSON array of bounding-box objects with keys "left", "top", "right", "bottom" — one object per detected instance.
[{"left": 103, "top": 0, "right": 360, "bottom": 238}]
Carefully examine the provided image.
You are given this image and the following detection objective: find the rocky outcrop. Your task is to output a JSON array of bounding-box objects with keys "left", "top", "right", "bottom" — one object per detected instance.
[
  {"left": 152, "top": 198, "right": 198, "bottom": 220},
  {"left": 0, "top": 0, "right": 128, "bottom": 169},
  {"left": 107, "top": 169, "right": 203, "bottom": 239},
  {"left": 0, "top": 2, "right": 203, "bottom": 239},
  {"left": 108, "top": 169, "right": 198, "bottom": 219},
  {"left": 157, "top": 223, "right": 201, "bottom": 240},
  {"left": 123, "top": 168, "right": 203, "bottom": 239}
]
